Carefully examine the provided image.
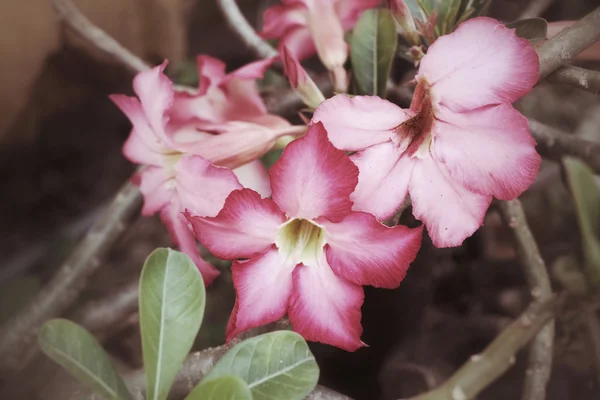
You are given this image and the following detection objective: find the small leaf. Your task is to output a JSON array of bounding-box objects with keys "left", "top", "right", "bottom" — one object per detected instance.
[
  {"left": 38, "top": 319, "right": 132, "bottom": 400},
  {"left": 139, "top": 248, "right": 206, "bottom": 400},
  {"left": 184, "top": 376, "right": 252, "bottom": 400},
  {"left": 202, "top": 331, "right": 319, "bottom": 400},
  {"left": 506, "top": 18, "right": 548, "bottom": 44},
  {"left": 351, "top": 9, "right": 398, "bottom": 97},
  {"left": 563, "top": 157, "right": 600, "bottom": 287}
]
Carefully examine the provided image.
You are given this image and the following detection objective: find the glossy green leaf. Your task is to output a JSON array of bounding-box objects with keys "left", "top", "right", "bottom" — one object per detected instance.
[
  {"left": 38, "top": 319, "right": 132, "bottom": 400},
  {"left": 139, "top": 248, "right": 206, "bottom": 400},
  {"left": 506, "top": 18, "right": 548, "bottom": 44},
  {"left": 202, "top": 331, "right": 319, "bottom": 400},
  {"left": 184, "top": 376, "right": 252, "bottom": 400},
  {"left": 351, "top": 9, "right": 398, "bottom": 97},
  {"left": 563, "top": 157, "right": 600, "bottom": 287}
]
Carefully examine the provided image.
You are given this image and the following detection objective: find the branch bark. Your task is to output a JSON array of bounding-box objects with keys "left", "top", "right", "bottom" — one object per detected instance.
[
  {"left": 547, "top": 65, "right": 600, "bottom": 95},
  {"left": 499, "top": 199, "right": 554, "bottom": 400},
  {"left": 0, "top": 181, "right": 142, "bottom": 376},
  {"left": 216, "top": 0, "right": 278, "bottom": 59},
  {"left": 517, "top": 0, "right": 556, "bottom": 20}
]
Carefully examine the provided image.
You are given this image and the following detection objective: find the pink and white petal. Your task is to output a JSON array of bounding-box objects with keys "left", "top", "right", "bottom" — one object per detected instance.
[
  {"left": 409, "top": 156, "right": 492, "bottom": 248},
  {"left": 433, "top": 105, "right": 541, "bottom": 200},
  {"left": 171, "top": 87, "right": 230, "bottom": 123},
  {"left": 222, "top": 78, "right": 269, "bottom": 121},
  {"left": 196, "top": 55, "right": 228, "bottom": 95},
  {"left": 278, "top": 27, "right": 317, "bottom": 62},
  {"left": 261, "top": 3, "right": 308, "bottom": 39},
  {"left": 226, "top": 58, "right": 276, "bottom": 82},
  {"left": 319, "top": 212, "right": 423, "bottom": 288},
  {"left": 312, "top": 95, "right": 409, "bottom": 151},
  {"left": 418, "top": 17, "right": 539, "bottom": 111},
  {"left": 270, "top": 122, "right": 358, "bottom": 221},
  {"left": 187, "top": 189, "right": 285, "bottom": 259},
  {"left": 160, "top": 203, "right": 220, "bottom": 285},
  {"left": 131, "top": 62, "right": 176, "bottom": 144},
  {"left": 335, "top": 0, "right": 380, "bottom": 30},
  {"left": 250, "top": 114, "right": 292, "bottom": 130},
  {"left": 174, "top": 154, "right": 242, "bottom": 217},
  {"left": 306, "top": 1, "right": 347, "bottom": 70},
  {"left": 227, "top": 247, "right": 295, "bottom": 341},
  {"left": 233, "top": 160, "right": 272, "bottom": 198},
  {"left": 289, "top": 256, "right": 365, "bottom": 351},
  {"left": 350, "top": 142, "right": 416, "bottom": 220},
  {"left": 122, "top": 127, "right": 165, "bottom": 166},
  {"left": 136, "top": 166, "right": 174, "bottom": 216}
]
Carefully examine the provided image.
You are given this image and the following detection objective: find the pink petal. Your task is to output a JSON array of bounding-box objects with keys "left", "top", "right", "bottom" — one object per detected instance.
[
  {"left": 226, "top": 58, "right": 276, "bottom": 82},
  {"left": 227, "top": 247, "right": 295, "bottom": 341},
  {"left": 288, "top": 255, "right": 365, "bottom": 351},
  {"left": 187, "top": 189, "right": 285, "bottom": 260},
  {"left": 261, "top": 3, "right": 308, "bottom": 39},
  {"left": 350, "top": 142, "right": 415, "bottom": 220},
  {"left": 270, "top": 122, "right": 358, "bottom": 221},
  {"left": 409, "top": 156, "right": 492, "bottom": 248},
  {"left": 306, "top": 1, "right": 347, "bottom": 70},
  {"left": 222, "top": 78, "right": 269, "bottom": 121},
  {"left": 233, "top": 161, "right": 272, "bottom": 198},
  {"left": 417, "top": 17, "right": 539, "bottom": 112},
  {"left": 320, "top": 211, "right": 423, "bottom": 288},
  {"left": 335, "top": 0, "right": 380, "bottom": 30},
  {"left": 196, "top": 55, "right": 227, "bottom": 95},
  {"left": 278, "top": 27, "right": 317, "bottom": 62},
  {"left": 312, "top": 95, "right": 409, "bottom": 151},
  {"left": 136, "top": 166, "right": 174, "bottom": 216},
  {"left": 174, "top": 154, "right": 242, "bottom": 217},
  {"left": 160, "top": 202, "right": 220, "bottom": 285},
  {"left": 433, "top": 105, "right": 541, "bottom": 200}
]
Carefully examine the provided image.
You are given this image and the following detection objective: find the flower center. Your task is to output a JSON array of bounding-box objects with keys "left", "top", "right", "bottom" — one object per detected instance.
[
  {"left": 275, "top": 218, "right": 326, "bottom": 265},
  {"left": 393, "top": 80, "right": 435, "bottom": 158}
]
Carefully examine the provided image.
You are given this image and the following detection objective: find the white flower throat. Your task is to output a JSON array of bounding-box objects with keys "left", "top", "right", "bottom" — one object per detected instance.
[{"left": 275, "top": 218, "right": 326, "bottom": 265}]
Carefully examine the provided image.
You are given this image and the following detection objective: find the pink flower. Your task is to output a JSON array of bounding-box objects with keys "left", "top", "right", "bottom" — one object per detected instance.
[
  {"left": 111, "top": 58, "right": 304, "bottom": 283},
  {"left": 312, "top": 17, "right": 541, "bottom": 248},
  {"left": 186, "top": 123, "right": 423, "bottom": 351},
  {"left": 281, "top": 45, "right": 325, "bottom": 109},
  {"left": 260, "top": 0, "right": 379, "bottom": 88}
]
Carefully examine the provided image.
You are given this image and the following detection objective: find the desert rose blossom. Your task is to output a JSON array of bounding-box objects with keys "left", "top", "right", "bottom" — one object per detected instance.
[
  {"left": 312, "top": 17, "right": 541, "bottom": 248},
  {"left": 111, "top": 60, "right": 305, "bottom": 283},
  {"left": 281, "top": 45, "right": 325, "bottom": 109},
  {"left": 187, "top": 123, "right": 423, "bottom": 351},
  {"left": 260, "top": 0, "right": 379, "bottom": 92}
]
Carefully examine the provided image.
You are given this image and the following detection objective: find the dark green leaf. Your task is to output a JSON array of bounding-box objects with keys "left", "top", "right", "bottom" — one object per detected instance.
[
  {"left": 184, "top": 376, "right": 252, "bottom": 400},
  {"left": 351, "top": 9, "right": 398, "bottom": 97},
  {"left": 38, "top": 319, "right": 132, "bottom": 400},
  {"left": 506, "top": 18, "right": 548, "bottom": 44},
  {"left": 202, "top": 331, "right": 319, "bottom": 400},
  {"left": 563, "top": 157, "right": 600, "bottom": 287},
  {"left": 139, "top": 248, "right": 206, "bottom": 400}
]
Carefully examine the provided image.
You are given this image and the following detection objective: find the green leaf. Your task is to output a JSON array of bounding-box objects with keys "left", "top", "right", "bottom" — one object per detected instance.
[
  {"left": 38, "top": 319, "right": 132, "bottom": 400},
  {"left": 351, "top": 9, "right": 398, "bottom": 97},
  {"left": 184, "top": 376, "right": 252, "bottom": 400},
  {"left": 202, "top": 331, "right": 319, "bottom": 400},
  {"left": 563, "top": 157, "right": 600, "bottom": 287},
  {"left": 139, "top": 248, "right": 206, "bottom": 400},
  {"left": 506, "top": 18, "right": 548, "bottom": 44}
]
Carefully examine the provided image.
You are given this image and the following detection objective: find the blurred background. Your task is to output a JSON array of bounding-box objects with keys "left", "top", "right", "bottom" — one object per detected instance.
[{"left": 1, "top": 0, "right": 600, "bottom": 399}]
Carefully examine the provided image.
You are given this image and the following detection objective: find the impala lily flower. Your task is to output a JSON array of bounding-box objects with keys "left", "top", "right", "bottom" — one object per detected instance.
[
  {"left": 260, "top": 0, "right": 379, "bottom": 90},
  {"left": 313, "top": 17, "right": 541, "bottom": 248},
  {"left": 281, "top": 45, "right": 325, "bottom": 109},
  {"left": 111, "top": 58, "right": 304, "bottom": 283},
  {"left": 187, "top": 123, "right": 423, "bottom": 351}
]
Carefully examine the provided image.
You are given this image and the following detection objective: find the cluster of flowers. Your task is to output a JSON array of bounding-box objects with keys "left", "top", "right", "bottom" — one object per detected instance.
[{"left": 111, "top": 0, "right": 541, "bottom": 351}]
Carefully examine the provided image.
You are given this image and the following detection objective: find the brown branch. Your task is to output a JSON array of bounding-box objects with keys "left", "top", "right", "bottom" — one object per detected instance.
[
  {"left": 547, "top": 65, "right": 600, "bottom": 95},
  {"left": 216, "top": 0, "right": 278, "bottom": 59},
  {"left": 517, "top": 0, "right": 556, "bottom": 20},
  {"left": 52, "top": 0, "right": 150, "bottom": 73},
  {"left": 529, "top": 118, "right": 600, "bottom": 173},
  {"left": 499, "top": 199, "right": 554, "bottom": 400},
  {"left": 537, "top": 6, "right": 600, "bottom": 79},
  {"left": 404, "top": 297, "right": 559, "bottom": 400},
  {"left": 0, "top": 181, "right": 142, "bottom": 376}
]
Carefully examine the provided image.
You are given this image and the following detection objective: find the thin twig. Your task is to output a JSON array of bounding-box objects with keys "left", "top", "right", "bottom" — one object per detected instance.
[
  {"left": 52, "top": 0, "right": 150, "bottom": 73},
  {"left": 517, "top": 0, "right": 556, "bottom": 20},
  {"left": 123, "top": 345, "right": 351, "bottom": 400},
  {"left": 499, "top": 199, "right": 554, "bottom": 400},
  {"left": 216, "top": 0, "right": 278, "bottom": 59},
  {"left": 529, "top": 118, "right": 600, "bottom": 174},
  {"left": 404, "top": 297, "right": 559, "bottom": 400},
  {"left": 0, "top": 181, "right": 142, "bottom": 375},
  {"left": 537, "top": 6, "right": 600, "bottom": 79},
  {"left": 547, "top": 65, "right": 600, "bottom": 95}
]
